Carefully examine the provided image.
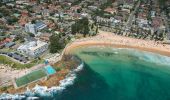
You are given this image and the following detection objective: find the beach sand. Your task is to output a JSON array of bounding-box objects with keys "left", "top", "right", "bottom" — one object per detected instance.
[{"left": 64, "top": 30, "right": 170, "bottom": 57}]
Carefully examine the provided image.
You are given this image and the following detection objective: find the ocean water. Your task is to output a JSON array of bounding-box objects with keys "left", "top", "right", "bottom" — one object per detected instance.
[
  {"left": 55, "top": 46, "right": 170, "bottom": 100},
  {"left": 1, "top": 46, "right": 170, "bottom": 100}
]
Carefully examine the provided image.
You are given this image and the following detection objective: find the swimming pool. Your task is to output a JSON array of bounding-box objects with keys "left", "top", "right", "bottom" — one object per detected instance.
[{"left": 45, "top": 65, "right": 56, "bottom": 75}]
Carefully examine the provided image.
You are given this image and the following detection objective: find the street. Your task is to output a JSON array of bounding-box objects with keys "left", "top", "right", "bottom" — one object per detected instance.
[{"left": 123, "top": 0, "right": 141, "bottom": 33}]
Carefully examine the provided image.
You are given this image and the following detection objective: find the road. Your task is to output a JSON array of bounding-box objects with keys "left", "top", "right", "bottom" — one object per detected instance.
[
  {"left": 123, "top": 0, "right": 141, "bottom": 33},
  {"left": 161, "top": 12, "right": 170, "bottom": 40}
]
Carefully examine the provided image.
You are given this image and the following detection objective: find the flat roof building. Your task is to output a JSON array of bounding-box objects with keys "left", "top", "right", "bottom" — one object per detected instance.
[{"left": 17, "top": 40, "right": 48, "bottom": 58}]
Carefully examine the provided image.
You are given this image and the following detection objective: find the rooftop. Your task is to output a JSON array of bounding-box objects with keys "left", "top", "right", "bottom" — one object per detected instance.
[
  {"left": 29, "top": 40, "right": 48, "bottom": 51},
  {"left": 18, "top": 40, "right": 48, "bottom": 51}
]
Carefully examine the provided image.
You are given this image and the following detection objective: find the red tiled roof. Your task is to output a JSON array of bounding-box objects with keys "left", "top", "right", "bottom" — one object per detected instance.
[
  {"left": 152, "top": 17, "right": 162, "bottom": 28},
  {"left": 104, "top": 7, "right": 117, "bottom": 14},
  {"left": 0, "top": 38, "right": 12, "bottom": 45}
]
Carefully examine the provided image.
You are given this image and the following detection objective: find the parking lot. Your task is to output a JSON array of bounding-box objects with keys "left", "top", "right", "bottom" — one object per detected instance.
[{"left": 0, "top": 52, "right": 29, "bottom": 63}]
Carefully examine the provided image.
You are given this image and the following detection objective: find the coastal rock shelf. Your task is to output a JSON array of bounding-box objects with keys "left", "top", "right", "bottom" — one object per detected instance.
[{"left": 0, "top": 63, "right": 84, "bottom": 100}]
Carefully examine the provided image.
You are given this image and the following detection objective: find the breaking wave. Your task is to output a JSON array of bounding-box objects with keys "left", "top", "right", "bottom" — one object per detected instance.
[{"left": 0, "top": 63, "right": 84, "bottom": 100}]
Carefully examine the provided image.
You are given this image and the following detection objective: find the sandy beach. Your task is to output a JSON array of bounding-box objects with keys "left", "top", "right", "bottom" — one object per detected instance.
[{"left": 64, "top": 30, "right": 170, "bottom": 57}]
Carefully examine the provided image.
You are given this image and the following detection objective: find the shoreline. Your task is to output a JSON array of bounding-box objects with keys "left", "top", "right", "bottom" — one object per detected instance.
[{"left": 64, "top": 30, "right": 170, "bottom": 57}]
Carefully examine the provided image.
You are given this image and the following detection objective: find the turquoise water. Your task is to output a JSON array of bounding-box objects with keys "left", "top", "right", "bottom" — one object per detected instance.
[
  {"left": 45, "top": 65, "right": 56, "bottom": 75},
  {"left": 54, "top": 46, "right": 170, "bottom": 100}
]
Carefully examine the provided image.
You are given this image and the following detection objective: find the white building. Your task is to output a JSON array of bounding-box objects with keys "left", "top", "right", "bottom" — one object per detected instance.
[
  {"left": 25, "top": 22, "right": 37, "bottom": 34},
  {"left": 0, "top": 0, "right": 14, "bottom": 3},
  {"left": 17, "top": 40, "right": 48, "bottom": 58},
  {"left": 25, "top": 22, "right": 47, "bottom": 35}
]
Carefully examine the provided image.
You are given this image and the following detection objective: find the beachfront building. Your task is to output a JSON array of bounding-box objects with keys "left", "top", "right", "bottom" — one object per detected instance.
[
  {"left": 25, "top": 21, "right": 47, "bottom": 35},
  {"left": 25, "top": 22, "right": 37, "bottom": 34},
  {"left": 0, "top": 0, "right": 15, "bottom": 3},
  {"left": 17, "top": 40, "right": 48, "bottom": 58}
]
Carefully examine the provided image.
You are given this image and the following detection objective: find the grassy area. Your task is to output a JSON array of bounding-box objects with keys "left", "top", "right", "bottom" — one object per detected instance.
[
  {"left": 15, "top": 69, "right": 47, "bottom": 87},
  {"left": 0, "top": 55, "right": 43, "bottom": 69},
  {"left": 0, "top": 48, "right": 16, "bottom": 53}
]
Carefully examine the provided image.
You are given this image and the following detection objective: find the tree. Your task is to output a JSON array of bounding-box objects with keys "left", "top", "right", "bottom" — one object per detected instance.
[
  {"left": 77, "top": 9, "right": 82, "bottom": 13},
  {"left": 28, "top": 32, "right": 35, "bottom": 37},
  {"left": 91, "top": 23, "right": 94, "bottom": 29},
  {"left": 96, "top": 25, "right": 99, "bottom": 34},
  {"left": 20, "top": 38, "right": 25, "bottom": 43},
  {"left": 7, "top": 16, "right": 19, "bottom": 25},
  {"left": 83, "top": 25, "right": 90, "bottom": 37},
  {"left": 49, "top": 34, "right": 64, "bottom": 53},
  {"left": 31, "top": 20, "right": 36, "bottom": 24},
  {"left": 71, "top": 17, "right": 90, "bottom": 35},
  {"left": 13, "top": 35, "right": 25, "bottom": 43},
  {"left": 71, "top": 24, "right": 77, "bottom": 34},
  {"left": 37, "top": 0, "right": 40, "bottom": 4},
  {"left": 47, "top": 0, "right": 52, "bottom": 4}
]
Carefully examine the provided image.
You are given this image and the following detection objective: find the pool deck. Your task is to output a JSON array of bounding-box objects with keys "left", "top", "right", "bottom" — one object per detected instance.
[{"left": 45, "top": 65, "right": 56, "bottom": 75}]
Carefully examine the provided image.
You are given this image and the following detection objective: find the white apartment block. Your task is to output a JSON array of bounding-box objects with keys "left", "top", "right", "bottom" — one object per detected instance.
[
  {"left": 17, "top": 40, "right": 48, "bottom": 58},
  {"left": 25, "top": 23, "right": 37, "bottom": 34}
]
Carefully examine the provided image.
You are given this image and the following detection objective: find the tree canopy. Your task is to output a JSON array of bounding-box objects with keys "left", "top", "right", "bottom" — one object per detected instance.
[
  {"left": 49, "top": 33, "right": 66, "bottom": 53},
  {"left": 71, "top": 17, "right": 90, "bottom": 36}
]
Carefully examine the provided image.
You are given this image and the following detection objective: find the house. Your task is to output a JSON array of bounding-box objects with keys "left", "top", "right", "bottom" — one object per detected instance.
[
  {"left": 104, "top": 7, "right": 117, "bottom": 14},
  {"left": 0, "top": 18, "right": 7, "bottom": 25},
  {"left": 70, "top": 5, "right": 81, "bottom": 12},
  {"left": 25, "top": 21, "right": 47, "bottom": 34},
  {"left": 0, "top": 0, "right": 15, "bottom": 3},
  {"left": 96, "top": 16, "right": 121, "bottom": 27},
  {"left": 88, "top": 6, "right": 98, "bottom": 11},
  {"left": 17, "top": 40, "right": 48, "bottom": 58},
  {"left": 151, "top": 17, "right": 162, "bottom": 31},
  {"left": 19, "top": 17, "right": 28, "bottom": 26},
  {"left": 42, "top": 9, "right": 50, "bottom": 16},
  {"left": 5, "top": 42, "right": 15, "bottom": 48},
  {"left": 168, "top": 32, "right": 170, "bottom": 40},
  {"left": 38, "top": 33, "right": 52, "bottom": 42},
  {"left": 21, "top": 10, "right": 29, "bottom": 17},
  {"left": 0, "top": 38, "right": 12, "bottom": 48},
  {"left": 0, "top": 44, "right": 5, "bottom": 49},
  {"left": 122, "top": 4, "right": 134, "bottom": 9}
]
